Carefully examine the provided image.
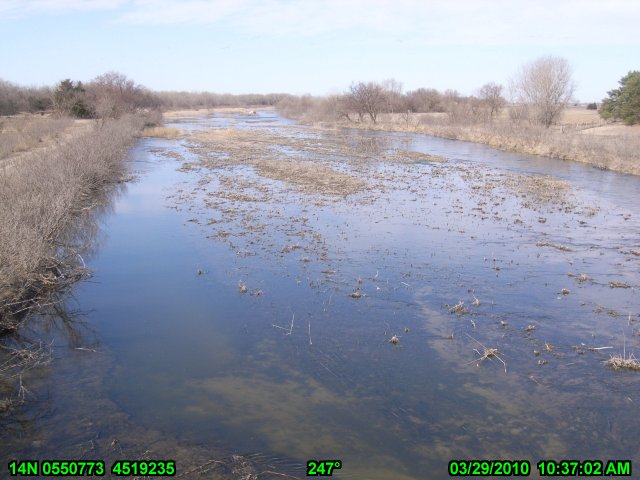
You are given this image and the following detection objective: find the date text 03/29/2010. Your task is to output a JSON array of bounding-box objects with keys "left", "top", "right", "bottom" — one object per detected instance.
[{"left": 448, "top": 459, "right": 632, "bottom": 477}]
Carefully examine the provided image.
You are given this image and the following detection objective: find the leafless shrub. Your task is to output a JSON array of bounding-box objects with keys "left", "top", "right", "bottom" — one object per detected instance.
[
  {"left": 346, "top": 81, "right": 387, "bottom": 123},
  {"left": 380, "top": 78, "right": 406, "bottom": 114},
  {"left": 405, "top": 88, "right": 445, "bottom": 113},
  {"left": 446, "top": 96, "right": 489, "bottom": 125},
  {"left": 508, "top": 103, "right": 530, "bottom": 125},
  {"left": 478, "top": 82, "right": 506, "bottom": 120},
  {"left": 85, "top": 72, "right": 160, "bottom": 122},
  {"left": 0, "top": 114, "right": 144, "bottom": 332},
  {"left": 0, "top": 78, "right": 52, "bottom": 116},
  {"left": 156, "top": 90, "right": 286, "bottom": 110},
  {"left": 276, "top": 95, "right": 342, "bottom": 122},
  {"left": 144, "top": 109, "right": 163, "bottom": 127}
]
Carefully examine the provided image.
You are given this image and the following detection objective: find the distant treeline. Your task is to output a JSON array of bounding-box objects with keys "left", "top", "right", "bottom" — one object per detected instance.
[
  {"left": 276, "top": 80, "right": 512, "bottom": 125},
  {"left": 0, "top": 79, "right": 52, "bottom": 115},
  {"left": 0, "top": 73, "right": 288, "bottom": 118},
  {"left": 0, "top": 73, "right": 504, "bottom": 123},
  {"left": 155, "top": 91, "right": 288, "bottom": 110}
]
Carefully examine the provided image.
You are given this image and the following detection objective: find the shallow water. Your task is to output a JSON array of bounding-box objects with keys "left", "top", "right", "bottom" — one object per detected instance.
[{"left": 2, "top": 111, "right": 640, "bottom": 479}]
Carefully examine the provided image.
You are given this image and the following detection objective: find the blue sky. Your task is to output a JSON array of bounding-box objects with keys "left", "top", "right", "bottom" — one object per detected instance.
[{"left": 1, "top": 0, "right": 638, "bottom": 101}]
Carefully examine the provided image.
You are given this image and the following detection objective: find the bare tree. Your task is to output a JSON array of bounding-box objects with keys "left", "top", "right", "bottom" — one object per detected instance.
[
  {"left": 381, "top": 78, "right": 404, "bottom": 114},
  {"left": 345, "top": 85, "right": 366, "bottom": 122},
  {"left": 347, "top": 82, "right": 386, "bottom": 124},
  {"left": 406, "top": 88, "right": 444, "bottom": 113},
  {"left": 478, "top": 82, "right": 505, "bottom": 121},
  {"left": 85, "top": 72, "right": 159, "bottom": 122},
  {"left": 0, "top": 79, "right": 52, "bottom": 115},
  {"left": 511, "top": 56, "right": 575, "bottom": 127},
  {"left": 333, "top": 94, "right": 353, "bottom": 121}
]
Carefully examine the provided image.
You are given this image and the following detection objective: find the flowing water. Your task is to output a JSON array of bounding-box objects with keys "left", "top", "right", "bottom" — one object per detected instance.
[{"left": 2, "top": 110, "right": 640, "bottom": 479}]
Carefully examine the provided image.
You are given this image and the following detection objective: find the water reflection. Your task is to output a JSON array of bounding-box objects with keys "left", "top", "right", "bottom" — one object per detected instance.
[
  {"left": 0, "top": 182, "right": 122, "bottom": 417},
  {"left": 2, "top": 111, "right": 639, "bottom": 479}
]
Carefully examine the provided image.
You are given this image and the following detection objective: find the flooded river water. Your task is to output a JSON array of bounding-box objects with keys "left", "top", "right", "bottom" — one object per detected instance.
[{"left": 2, "top": 110, "right": 639, "bottom": 479}]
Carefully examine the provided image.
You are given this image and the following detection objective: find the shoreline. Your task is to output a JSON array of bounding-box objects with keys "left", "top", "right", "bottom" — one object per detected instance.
[{"left": 289, "top": 112, "right": 640, "bottom": 176}]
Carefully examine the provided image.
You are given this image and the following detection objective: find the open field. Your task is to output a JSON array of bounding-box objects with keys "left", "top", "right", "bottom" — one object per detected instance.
[{"left": 559, "top": 107, "right": 604, "bottom": 126}]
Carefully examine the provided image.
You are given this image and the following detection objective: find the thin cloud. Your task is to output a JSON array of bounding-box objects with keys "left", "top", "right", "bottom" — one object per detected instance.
[
  {"left": 2, "top": 0, "right": 639, "bottom": 46},
  {"left": 0, "top": 0, "right": 126, "bottom": 17},
  {"left": 118, "top": 0, "right": 245, "bottom": 24},
  {"left": 120, "top": 0, "right": 640, "bottom": 46}
]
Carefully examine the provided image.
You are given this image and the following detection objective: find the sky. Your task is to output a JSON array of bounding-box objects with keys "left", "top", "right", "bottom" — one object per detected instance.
[{"left": 0, "top": 0, "right": 638, "bottom": 101}]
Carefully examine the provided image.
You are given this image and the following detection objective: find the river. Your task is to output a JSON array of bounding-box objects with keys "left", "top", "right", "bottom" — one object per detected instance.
[{"left": 2, "top": 109, "right": 639, "bottom": 479}]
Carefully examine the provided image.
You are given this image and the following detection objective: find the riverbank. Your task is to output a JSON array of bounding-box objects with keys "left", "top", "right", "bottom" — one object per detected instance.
[
  {"left": 163, "top": 107, "right": 260, "bottom": 118},
  {"left": 290, "top": 109, "right": 640, "bottom": 176},
  {"left": 0, "top": 114, "right": 146, "bottom": 335}
]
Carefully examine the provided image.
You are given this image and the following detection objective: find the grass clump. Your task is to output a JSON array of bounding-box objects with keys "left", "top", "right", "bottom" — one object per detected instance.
[
  {"left": 139, "top": 126, "right": 181, "bottom": 139},
  {"left": 606, "top": 353, "right": 640, "bottom": 371},
  {"left": 605, "top": 334, "right": 640, "bottom": 371}
]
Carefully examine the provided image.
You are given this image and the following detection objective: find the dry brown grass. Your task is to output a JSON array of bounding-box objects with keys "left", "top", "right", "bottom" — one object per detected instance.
[
  {"left": 0, "top": 114, "right": 144, "bottom": 333},
  {"left": 558, "top": 107, "right": 602, "bottom": 126},
  {"left": 163, "top": 108, "right": 217, "bottom": 117},
  {"left": 139, "top": 126, "right": 181, "bottom": 139},
  {"left": 309, "top": 110, "right": 640, "bottom": 176},
  {"left": 190, "top": 127, "right": 368, "bottom": 196},
  {"left": 163, "top": 107, "right": 261, "bottom": 118},
  {"left": 536, "top": 241, "right": 573, "bottom": 252},
  {"left": 606, "top": 353, "right": 640, "bottom": 371},
  {"left": 466, "top": 334, "right": 507, "bottom": 373},
  {"left": 257, "top": 158, "right": 366, "bottom": 195},
  {"left": 0, "top": 115, "right": 74, "bottom": 160},
  {"left": 580, "top": 124, "right": 640, "bottom": 137}
]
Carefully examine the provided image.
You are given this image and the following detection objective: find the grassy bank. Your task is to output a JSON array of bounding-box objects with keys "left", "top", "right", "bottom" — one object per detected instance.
[
  {"left": 284, "top": 108, "right": 640, "bottom": 176},
  {"left": 365, "top": 113, "right": 640, "bottom": 175},
  {"left": 1, "top": 113, "right": 149, "bottom": 412},
  {"left": 0, "top": 114, "right": 145, "bottom": 334},
  {"left": 0, "top": 115, "right": 76, "bottom": 160}
]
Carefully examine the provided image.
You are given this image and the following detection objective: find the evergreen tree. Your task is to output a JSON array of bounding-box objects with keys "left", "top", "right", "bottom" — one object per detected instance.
[
  {"left": 53, "top": 79, "right": 92, "bottom": 118},
  {"left": 600, "top": 71, "right": 640, "bottom": 125}
]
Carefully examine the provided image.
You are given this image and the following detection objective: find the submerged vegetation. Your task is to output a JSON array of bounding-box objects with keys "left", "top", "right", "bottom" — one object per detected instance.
[{"left": 606, "top": 353, "right": 640, "bottom": 371}]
